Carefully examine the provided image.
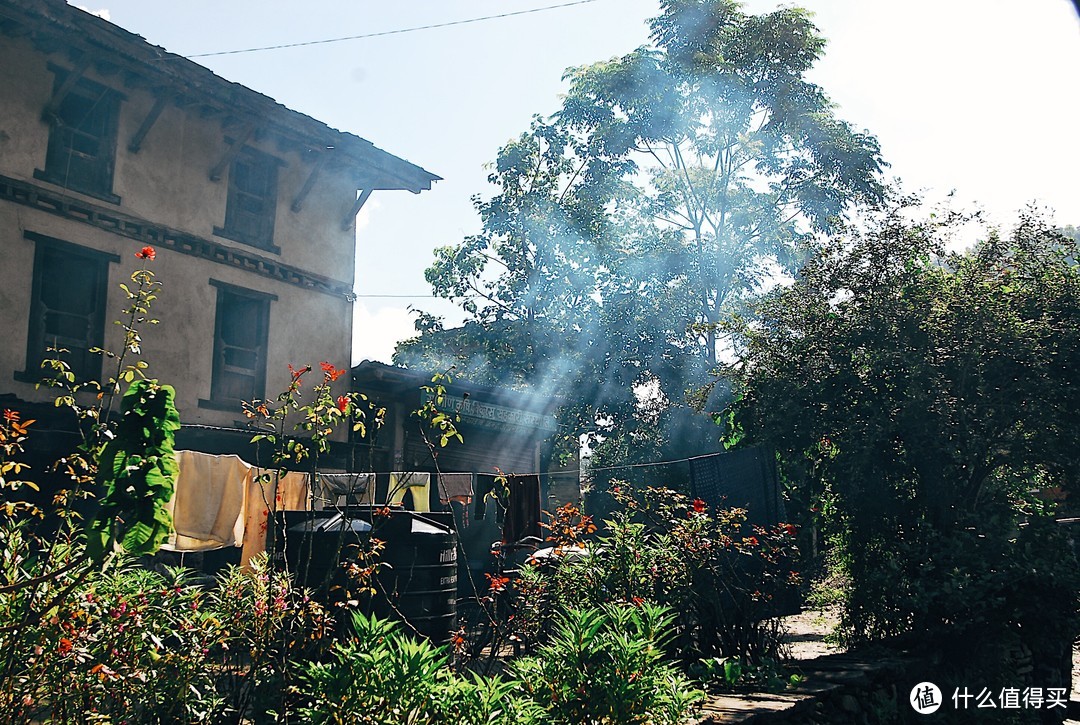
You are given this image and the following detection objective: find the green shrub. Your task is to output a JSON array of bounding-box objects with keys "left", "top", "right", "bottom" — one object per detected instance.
[
  {"left": 0, "top": 535, "right": 332, "bottom": 724},
  {"left": 512, "top": 603, "right": 702, "bottom": 724},
  {"left": 515, "top": 485, "right": 799, "bottom": 667},
  {"left": 0, "top": 537, "right": 225, "bottom": 723},
  {"left": 295, "top": 611, "right": 541, "bottom": 725}
]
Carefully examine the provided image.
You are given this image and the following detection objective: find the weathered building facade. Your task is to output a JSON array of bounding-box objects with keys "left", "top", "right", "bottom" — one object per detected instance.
[{"left": 0, "top": 0, "right": 437, "bottom": 442}]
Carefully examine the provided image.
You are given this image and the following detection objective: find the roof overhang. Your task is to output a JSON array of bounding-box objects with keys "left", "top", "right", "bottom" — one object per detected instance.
[{"left": 0, "top": 0, "right": 440, "bottom": 193}]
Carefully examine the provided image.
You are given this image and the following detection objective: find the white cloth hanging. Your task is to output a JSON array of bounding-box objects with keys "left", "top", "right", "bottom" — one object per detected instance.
[{"left": 162, "top": 451, "right": 250, "bottom": 552}]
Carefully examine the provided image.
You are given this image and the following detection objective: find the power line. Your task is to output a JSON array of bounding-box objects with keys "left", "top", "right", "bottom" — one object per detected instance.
[{"left": 179, "top": 0, "right": 601, "bottom": 59}]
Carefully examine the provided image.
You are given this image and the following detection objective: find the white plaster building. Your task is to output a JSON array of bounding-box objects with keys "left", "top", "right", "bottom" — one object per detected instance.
[{"left": 0, "top": 0, "right": 437, "bottom": 437}]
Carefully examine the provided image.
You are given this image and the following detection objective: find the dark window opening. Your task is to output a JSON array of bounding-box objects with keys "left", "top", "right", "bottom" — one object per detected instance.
[
  {"left": 36, "top": 72, "right": 121, "bottom": 203},
  {"left": 216, "top": 147, "right": 279, "bottom": 251},
  {"left": 206, "top": 281, "right": 274, "bottom": 406},
  {"left": 22, "top": 234, "right": 116, "bottom": 384}
]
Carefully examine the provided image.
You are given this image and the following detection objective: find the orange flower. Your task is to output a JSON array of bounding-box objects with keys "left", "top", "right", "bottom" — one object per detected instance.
[
  {"left": 58, "top": 638, "right": 73, "bottom": 655},
  {"left": 320, "top": 361, "right": 346, "bottom": 382},
  {"left": 486, "top": 573, "right": 511, "bottom": 594},
  {"left": 135, "top": 245, "right": 156, "bottom": 261},
  {"left": 2, "top": 409, "right": 18, "bottom": 423},
  {"left": 336, "top": 395, "right": 349, "bottom": 413}
]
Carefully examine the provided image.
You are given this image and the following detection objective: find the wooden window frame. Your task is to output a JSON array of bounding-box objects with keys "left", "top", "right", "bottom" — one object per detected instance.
[
  {"left": 213, "top": 146, "right": 281, "bottom": 253},
  {"left": 199, "top": 279, "right": 276, "bottom": 411},
  {"left": 16, "top": 232, "right": 119, "bottom": 384},
  {"left": 34, "top": 67, "right": 122, "bottom": 204}
]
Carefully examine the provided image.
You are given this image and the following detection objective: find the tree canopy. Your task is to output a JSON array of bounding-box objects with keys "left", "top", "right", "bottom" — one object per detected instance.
[
  {"left": 725, "top": 208, "right": 1080, "bottom": 644},
  {"left": 397, "top": 0, "right": 886, "bottom": 461}
]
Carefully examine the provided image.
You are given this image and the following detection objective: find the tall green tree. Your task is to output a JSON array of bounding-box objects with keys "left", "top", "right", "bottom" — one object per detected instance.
[
  {"left": 398, "top": 0, "right": 886, "bottom": 461},
  {"left": 725, "top": 209, "right": 1080, "bottom": 669},
  {"left": 559, "top": 0, "right": 886, "bottom": 364}
]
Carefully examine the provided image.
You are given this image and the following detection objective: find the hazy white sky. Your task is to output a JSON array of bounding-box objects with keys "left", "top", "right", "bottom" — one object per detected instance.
[{"left": 76, "top": 1, "right": 1080, "bottom": 364}]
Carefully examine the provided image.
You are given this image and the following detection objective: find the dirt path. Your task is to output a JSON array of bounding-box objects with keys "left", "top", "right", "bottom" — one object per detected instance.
[
  {"left": 783, "top": 610, "right": 1080, "bottom": 722},
  {"left": 781, "top": 607, "right": 842, "bottom": 661}
]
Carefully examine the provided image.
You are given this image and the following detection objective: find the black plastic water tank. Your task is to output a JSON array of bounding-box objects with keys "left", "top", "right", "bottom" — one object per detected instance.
[{"left": 273, "top": 507, "right": 458, "bottom": 645}]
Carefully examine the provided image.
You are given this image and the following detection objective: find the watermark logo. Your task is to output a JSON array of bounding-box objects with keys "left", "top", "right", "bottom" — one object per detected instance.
[{"left": 910, "top": 682, "right": 943, "bottom": 714}]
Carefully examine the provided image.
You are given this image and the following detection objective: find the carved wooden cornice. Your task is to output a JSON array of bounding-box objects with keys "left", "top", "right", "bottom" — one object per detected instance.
[{"left": 0, "top": 174, "right": 355, "bottom": 300}]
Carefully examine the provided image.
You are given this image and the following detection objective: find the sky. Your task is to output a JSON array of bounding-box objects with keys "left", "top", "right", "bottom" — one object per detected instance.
[{"left": 75, "top": 1, "right": 1080, "bottom": 365}]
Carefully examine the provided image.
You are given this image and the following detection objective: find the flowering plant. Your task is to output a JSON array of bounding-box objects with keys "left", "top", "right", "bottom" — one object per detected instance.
[{"left": 514, "top": 483, "right": 800, "bottom": 670}]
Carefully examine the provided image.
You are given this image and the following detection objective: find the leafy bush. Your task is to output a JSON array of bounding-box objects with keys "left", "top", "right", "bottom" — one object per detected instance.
[
  {"left": 0, "top": 540, "right": 221, "bottom": 723},
  {"left": 88, "top": 379, "right": 180, "bottom": 559},
  {"left": 512, "top": 603, "right": 702, "bottom": 724},
  {"left": 296, "top": 611, "right": 541, "bottom": 725},
  {"left": 726, "top": 209, "right": 1080, "bottom": 683},
  {"left": 0, "top": 530, "right": 331, "bottom": 723},
  {"left": 297, "top": 606, "right": 700, "bottom": 725},
  {"left": 203, "top": 555, "right": 333, "bottom": 720},
  {"left": 515, "top": 485, "right": 799, "bottom": 668}
]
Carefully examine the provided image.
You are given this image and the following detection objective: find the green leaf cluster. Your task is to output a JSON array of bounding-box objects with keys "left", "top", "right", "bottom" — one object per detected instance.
[
  {"left": 512, "top": 603, "right": 703, "bottom": 724},
  {"left": 296, "top": 612, "right": 543, "bottom": 724},
  {"left": 726, "top": 207, "right": 1080, "bottom": 663},
  {"left": 87, "top": 380, "right": 180, "bottom": 559}
]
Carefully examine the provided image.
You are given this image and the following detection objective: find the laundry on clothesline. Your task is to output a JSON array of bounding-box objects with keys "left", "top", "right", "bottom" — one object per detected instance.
[
  {"left": 315, "top": 472, "right": 375, "bottom": 507},
  {"left": 472, "top": 473, "right": 542, "bottom": 545},
  {"left": 163, "top": 450, "right": 249, "bottom": 552},
  {"left": 688, "top": 446, "right": 785, "bottom": 526},
  {"left": 163, "top": 450, "right": 312, "bottom": 570},
  {"left": 502, "top": 474, "right": 542, "bottom": 546},
  {"left": 239, "top": 469, "right": 310, "bottom": 570},
  {"left": 437, "top": 472, "right": 474, "bottom": 505},
  {"left": 389, "top": 472, "right": 431, "bottom": 513},
  {"left": 473, "top": 473, "right": 501, "bottom": 523}
]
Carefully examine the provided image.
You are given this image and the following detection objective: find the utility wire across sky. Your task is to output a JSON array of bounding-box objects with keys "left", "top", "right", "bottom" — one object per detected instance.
[{"left": 180, "top": 0, "right": 601, "bottom": 59}]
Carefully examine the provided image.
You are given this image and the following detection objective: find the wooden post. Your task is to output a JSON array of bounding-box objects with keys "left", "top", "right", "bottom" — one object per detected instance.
[
  {"left": 42, "top": 54, "right": 94, "bottom": 121},
  {"left": 209, "top": 123, "right": 255, "bottom": 182},
  {"left": 291, "top": 152, "right": 329, "bottom": 213},
  {"left": 127, "top": 93, "right": 169, "bottom": 153},
  {"left": 341, "top": 188, "right": 373, "bottom": 230}
]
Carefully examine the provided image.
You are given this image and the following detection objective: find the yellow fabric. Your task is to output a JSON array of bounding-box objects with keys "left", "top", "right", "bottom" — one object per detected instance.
[{"left": 389, "top": 472, "right": 431, "bottom": 512}]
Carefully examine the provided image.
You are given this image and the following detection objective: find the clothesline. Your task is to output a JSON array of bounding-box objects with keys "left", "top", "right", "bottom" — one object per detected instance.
[
  {"left": 179, "top": 423, "right": 711, "bottom": 479},
  {"left": 202, "top": 458, "right": 699, "bottom": 480},
  {"left": 315, "top": 454, "right": 710, "bottom": 480}
]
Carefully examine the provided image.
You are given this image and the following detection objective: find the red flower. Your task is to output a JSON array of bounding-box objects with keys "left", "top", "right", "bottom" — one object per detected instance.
[
  {"left": 135, "top": 245, "right": 156, "bottom": 261},
  {"left": 58, "top": 638, "right": 73, "bottom": 655},
  {"left": 320, "top": 361, "right": 346, "bottom": 382},
  {"left": 2, "top": 409, "right": 18, "bottom": 423},
  {"left": 744, "top": 536, "right": 759, "bottom": 547},
  {"left": 288, "top": 363, "right": 311, "bottom": 381},
  {"left": 336, "top": 395, "right": 349, "bottom": 413},
  {"left": 486, "top": 573, "right": 511, "bottom": 595},
  {"left": 782, "top": 523, "right": 797, "bottom": 537},
  {"left": 692, "top": 498, "right": 706, "bottom": 513}
]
